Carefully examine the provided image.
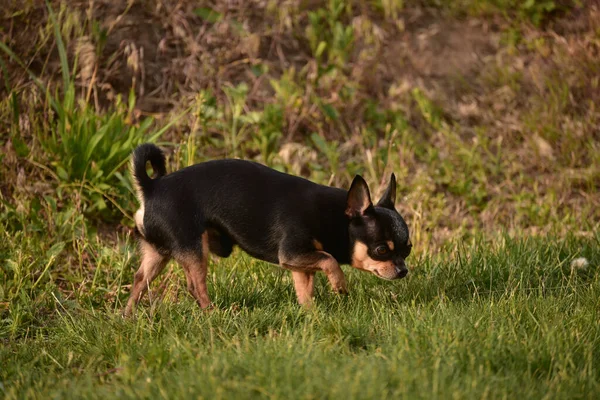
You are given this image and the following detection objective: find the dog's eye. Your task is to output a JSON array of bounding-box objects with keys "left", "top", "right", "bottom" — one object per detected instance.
[{"left": 375, "top": 245, "right": 389, "bottom": 256}]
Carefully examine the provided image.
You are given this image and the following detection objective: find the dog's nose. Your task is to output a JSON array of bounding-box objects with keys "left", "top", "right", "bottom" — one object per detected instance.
[{"left": 396, "top": 267, "right": 408, "bottom": 279}]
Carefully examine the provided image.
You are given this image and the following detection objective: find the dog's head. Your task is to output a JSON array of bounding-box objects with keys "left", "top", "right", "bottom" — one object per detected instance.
[{"left": 345, "top": 174, "right": 411, "bottom": 280}]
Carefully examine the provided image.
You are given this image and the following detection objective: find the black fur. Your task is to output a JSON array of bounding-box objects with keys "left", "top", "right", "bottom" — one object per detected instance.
[{"left": 132, "top": 143, "right": 167, "bottom": 198}]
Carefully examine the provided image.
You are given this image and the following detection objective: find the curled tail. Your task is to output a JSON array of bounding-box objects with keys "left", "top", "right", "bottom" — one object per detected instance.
[{"left": 131, "top": 143, "right": 167, "bottom": 202}]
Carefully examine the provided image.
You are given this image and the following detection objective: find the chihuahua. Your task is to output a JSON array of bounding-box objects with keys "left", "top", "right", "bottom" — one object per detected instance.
[{"left": 124, "top": 143, "right": 411, "bottom": 314}]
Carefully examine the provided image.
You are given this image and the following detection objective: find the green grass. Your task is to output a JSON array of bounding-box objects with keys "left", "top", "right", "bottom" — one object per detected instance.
[{"left": 1, "top": 208, "right": 599, "bottom": 398}]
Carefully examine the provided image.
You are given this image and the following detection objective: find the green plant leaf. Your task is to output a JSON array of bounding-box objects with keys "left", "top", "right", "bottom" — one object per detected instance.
[
  {"left": 56, "top": 166, "right": 69, "bottom": 181},
  {"left": 311, "top": 133, "right": 329, "bottom": 154},
  {"left": 11, "top": 135, "right": 29, "bottom": 157},
  {"left": 321, "top": 103, "right": 339, "bottom": 121},
  {"left": 194, "top": 7, "right": 223, "bottom": 23},
  {"left": 45, "top": 0, "right": 70, "bottom": 88},
  {"left": 315, "top": 41, "right": 327, "bottom": 59},
  {"left": 46, "top": 241, "right": 65, "bottom": 258}
]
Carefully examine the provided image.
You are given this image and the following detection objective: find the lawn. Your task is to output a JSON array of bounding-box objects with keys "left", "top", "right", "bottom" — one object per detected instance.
[
  {"left": 1, "top": 0, "right": 599, "bottom": 398},
  {"left": 2, "top": 230, "right": 598, "bottom": 399}
]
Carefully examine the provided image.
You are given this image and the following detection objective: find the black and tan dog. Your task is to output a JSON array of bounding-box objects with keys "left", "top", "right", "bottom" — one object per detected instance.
[{"left": 124, "top": 143, "right": 412, "bottom": 315}]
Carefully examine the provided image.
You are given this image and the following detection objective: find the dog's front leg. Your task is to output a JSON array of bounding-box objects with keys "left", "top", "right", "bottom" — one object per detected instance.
[
  {"left": 318, "top": 256, "right": 348, "bottom": 295},
  {"left": 281, "top": 250, "right": 348, "bottom": 305},
  {"left": 291, "top": 271, "right": 315, "bottom": 305}
]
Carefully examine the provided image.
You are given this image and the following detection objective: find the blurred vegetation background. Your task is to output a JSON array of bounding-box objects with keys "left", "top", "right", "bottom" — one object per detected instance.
[{"left": 1, "top": 0, "right": 598, "bottom": 250}]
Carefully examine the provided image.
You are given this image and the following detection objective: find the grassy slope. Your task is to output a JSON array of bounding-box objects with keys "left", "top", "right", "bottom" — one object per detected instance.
[{"left": 1, "top": 0, "right": 600, "bottom": 398}]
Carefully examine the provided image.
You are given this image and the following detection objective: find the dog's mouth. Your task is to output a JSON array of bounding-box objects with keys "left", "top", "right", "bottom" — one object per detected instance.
[
  {"left": 373, "top": 268, "right": 408, "bottom": 280},
  {"left": 373, "top": 269, "right": 395, "bottom": 280}
]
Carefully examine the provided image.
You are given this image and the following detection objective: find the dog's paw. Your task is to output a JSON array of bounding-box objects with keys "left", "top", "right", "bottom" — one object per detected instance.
[
  {"left": 335, "top": 286, "right": 349, "bottom": 295},
  {"left": 122, "top": 306, "right": 135, "bottom": 319},
  {"left": 201, "top": 302, "right": 216, "bottom": 312}
]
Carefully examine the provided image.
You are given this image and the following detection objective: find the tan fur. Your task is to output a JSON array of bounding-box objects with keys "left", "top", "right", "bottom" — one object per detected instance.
[
  {"left": 291, "top": 271, "right": 315, "bottom": 305},
  {"left": 175, "top": 232, "right": 212, "bottom": 309},
  {"left": 124, "top": 233, "right": 213, "bottom": 316},
  {"left": 352, "top": 241, "right": 398, "bottom": 280},
  {"left": 313, "top": 239, "right": 324, "bottom": 251},
  {"left": 317, "top": 256, "right": 347, "bottom": 294},
  {"left": 134, "top": 208, "right": 145, "bottom": 236},
  {"left": 129, "top": 157, "right": 145, "bottom": 207},
  {"left": 387, "top": 240, "right": 394, "bottom": 250},
  {"left": 130, "top": 157, "right": 147, "bottom": 236},
  {"left": 124, "top": 240, "right": 168, "bottom": 316},
  {"left": 281, "top": 251, "right": 347, "bottom": 298}
]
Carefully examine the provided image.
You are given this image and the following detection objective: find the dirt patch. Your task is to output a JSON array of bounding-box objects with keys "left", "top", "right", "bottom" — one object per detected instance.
[
  {"left": 379, "top": 10, "right": 502, "bottom": 122},
  {"left": 389, "top": 13, "right": 499, "bottom": 82},
  {"left": 88, "top": 0, "right": 288, "bottom": 113},
  {"left": 92, "top": 1, "right": 174, "bottom": 110}
]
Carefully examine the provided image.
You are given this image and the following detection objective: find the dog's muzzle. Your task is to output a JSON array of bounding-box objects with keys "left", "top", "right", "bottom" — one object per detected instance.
[{"left": 396, "top": 267, "right": 408, "bottom": 279}]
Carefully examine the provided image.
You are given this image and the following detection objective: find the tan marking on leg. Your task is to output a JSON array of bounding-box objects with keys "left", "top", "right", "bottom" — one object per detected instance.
[
  {"left": 352, "top": 241, "right": 398, "bottom": 280},
  {"left": 175, "top": 232, "right": 212, "bottom": 309},
  {"left": 319, "top": 256, "right": 347, "bottom": 294},
  {"left": 306, "top": 273, "right": 314, "bottom": 297},
  {"left": 282, "top": 251, "right": 347, "bottom": 297},
  {"left": 291, "top": 271, "right": 315, "bottom": 305},
  {"left": 124, "top": 240, "right": 169, "bottom": 316},
  {"left": 387, "top": 240, "right": 394, "bottom": 250},
  {"left": 312, "top": 239, "right": 324, "bottom": 251}
]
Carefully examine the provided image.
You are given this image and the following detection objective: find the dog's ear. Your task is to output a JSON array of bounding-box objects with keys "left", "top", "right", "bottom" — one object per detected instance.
[
  {"left": 376, "top": 173, "right": 396, "bottom": 210},
  {"left": 346, "top": 175, "right": 373, "bottom": 218}
]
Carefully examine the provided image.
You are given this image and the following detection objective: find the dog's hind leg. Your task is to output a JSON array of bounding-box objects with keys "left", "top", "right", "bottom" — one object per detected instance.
[
  {"left": 175, "top": 232, "right": 212, "bottom": 309},
  {"left": 124, "top": 240, "right": 169, "bottom": 316}
]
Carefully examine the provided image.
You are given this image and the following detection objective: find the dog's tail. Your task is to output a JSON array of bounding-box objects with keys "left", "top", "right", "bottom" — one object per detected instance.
[{"left": 130, "top": 143, "right": 167, "bottom": 201}]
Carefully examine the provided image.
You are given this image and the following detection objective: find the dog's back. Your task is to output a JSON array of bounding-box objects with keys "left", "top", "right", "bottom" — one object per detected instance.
[{"left": 133, "top": 150, "right": 348, "bottom": 262}]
